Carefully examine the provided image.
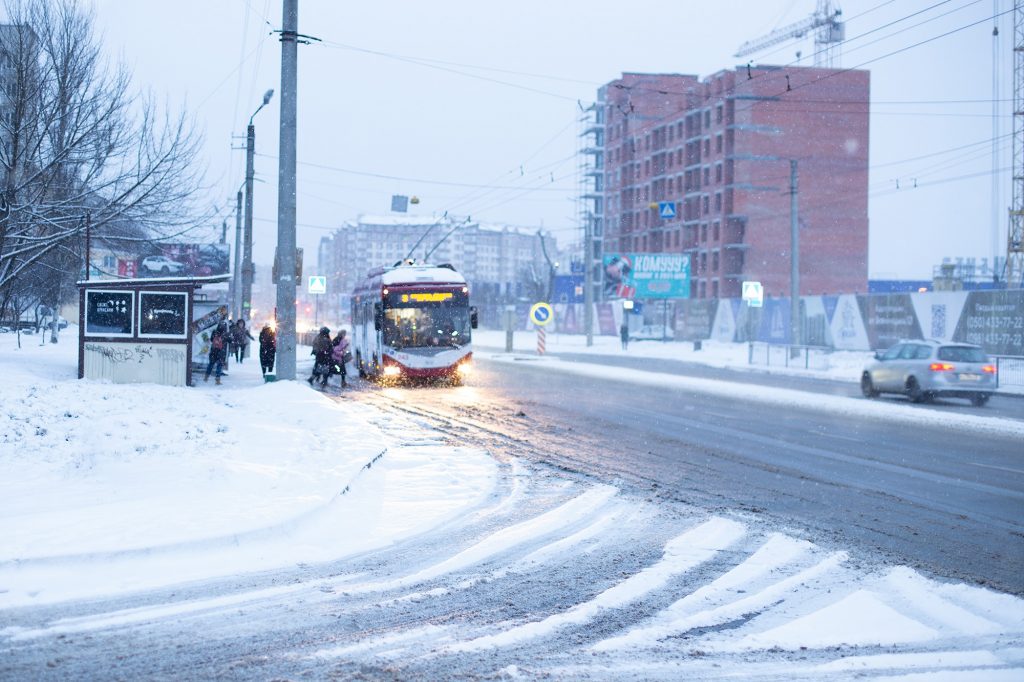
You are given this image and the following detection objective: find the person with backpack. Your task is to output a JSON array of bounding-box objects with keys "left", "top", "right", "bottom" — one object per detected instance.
[
  {"left": 330, "top": 329, "right": 351, "bottom": 388},
  {"left": 307, "top": 326, "right": 333, "bottom": 388},
  {"left": 204, "top": 322, "right": 229, "bottom": 384}
]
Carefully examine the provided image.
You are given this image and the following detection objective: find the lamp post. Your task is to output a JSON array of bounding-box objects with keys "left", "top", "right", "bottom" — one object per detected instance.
[{"left": 242, "top": 88, "right": 274, "bottom": 324}]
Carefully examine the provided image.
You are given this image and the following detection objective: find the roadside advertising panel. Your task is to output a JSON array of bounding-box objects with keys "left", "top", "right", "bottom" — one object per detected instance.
[
  {"left": 603, "top": 253, "right": 690, "bottom": 300},
  {"left": 952, "top": 291, "right": 1024, "bottom": 356}
]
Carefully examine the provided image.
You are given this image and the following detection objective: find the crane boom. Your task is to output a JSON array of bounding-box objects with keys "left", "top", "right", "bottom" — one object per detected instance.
[{"left": 735, "top": 1, "right": 844, "bottom": 67}]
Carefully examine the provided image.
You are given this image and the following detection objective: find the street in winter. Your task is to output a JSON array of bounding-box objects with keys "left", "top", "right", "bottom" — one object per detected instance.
[{"left": 2, "top": 1, "right": 1024, "bottom": 680}]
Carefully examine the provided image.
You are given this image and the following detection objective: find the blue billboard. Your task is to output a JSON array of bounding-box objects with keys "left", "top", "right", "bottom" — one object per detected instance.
[{"left": 603, "top": 253, "right": 690, "bottom": 300}]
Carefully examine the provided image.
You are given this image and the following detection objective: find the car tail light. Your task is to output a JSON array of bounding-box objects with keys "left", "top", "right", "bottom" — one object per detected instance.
[
  {"left": 982, "top": 365, "right": 997, "bottom": 374},
  {"left": 929, "top": 362, "right": 954, "bottom": 372}
]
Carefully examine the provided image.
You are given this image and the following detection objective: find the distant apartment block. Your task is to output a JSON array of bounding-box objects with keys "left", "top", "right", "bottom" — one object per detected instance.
[
  {"left": 596, "top": 65, "right": 869, "bottom": 300},
  {"left": 316, "top": 215, "right": 556, "bottom": 322}
]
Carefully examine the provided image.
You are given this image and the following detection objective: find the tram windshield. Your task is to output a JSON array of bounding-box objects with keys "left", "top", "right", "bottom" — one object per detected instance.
[{"left": 383, "top": 307, "right": 471, "bottom": 349}]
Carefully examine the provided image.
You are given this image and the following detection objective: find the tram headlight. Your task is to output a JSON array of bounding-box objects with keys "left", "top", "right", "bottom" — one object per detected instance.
[
  {"left": 456, "top": 361, "right": 472, "bottom": 376},
  {"left": 382, "top": 365, "right": 401, "bottom": 377}
]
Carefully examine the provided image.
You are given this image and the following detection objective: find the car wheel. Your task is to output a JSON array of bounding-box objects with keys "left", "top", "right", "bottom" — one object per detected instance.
[
  {"left": 160, "top": 266, "right": 169, "bottom": 275},
  {"left": 906, "top": 376, "right": 924, "bottom": 403},
  {"left": 861, "top": 372, "right": 878, "bottom": 398},
  {"left": 970, "top": 393, "right": 990, "bottom": 407}
]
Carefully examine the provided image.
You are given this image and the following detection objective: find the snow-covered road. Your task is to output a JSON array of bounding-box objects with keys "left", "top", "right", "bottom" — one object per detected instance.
[{"left": 2, "top": 329, "right": 1022, "bottom": 679}]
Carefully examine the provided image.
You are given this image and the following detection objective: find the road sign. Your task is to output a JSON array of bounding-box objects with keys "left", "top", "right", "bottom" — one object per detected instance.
[
  {"left": 741, "top": 280, "right": 763, "bottom": 308},
  {"left": 529, "top": 301, "right": 553, "bottom": 326},
  {"left": 658, "top": 201, "right": 677, "bottom": 219},
  {"left": 308, "top": 275, "right": 327, "bottom": 295}
]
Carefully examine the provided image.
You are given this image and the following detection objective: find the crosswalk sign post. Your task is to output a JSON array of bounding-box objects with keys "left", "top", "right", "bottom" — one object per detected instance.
[{"left": 741, "top": 280, "right": 763, "bottom": 358}]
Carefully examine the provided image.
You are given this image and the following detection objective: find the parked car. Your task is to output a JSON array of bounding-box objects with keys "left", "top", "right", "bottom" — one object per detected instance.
[
  {"left": 861, "top": 340, "right": 996, "bottom": 406},
  {"left": 141, "top": 255, "right": 185, "bottom": 275}
]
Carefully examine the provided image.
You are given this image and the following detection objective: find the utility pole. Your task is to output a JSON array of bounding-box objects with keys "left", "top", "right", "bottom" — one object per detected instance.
[
  {"left": 790, "top": 160, "right": 801, "bottom": 349},
  {"left": 233, "top": 189, "right": 243, "bottom": 319},
  {"left": 584, "top": 212, "right": 594, "bottom": 346},
  {"left": 275, "top": 0, "right": 299, "bottom": 380}
]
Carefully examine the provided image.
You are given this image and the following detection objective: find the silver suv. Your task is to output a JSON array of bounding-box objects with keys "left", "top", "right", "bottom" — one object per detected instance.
[{"left": 861, "top": 340, "right": 996, "bottom": 406}]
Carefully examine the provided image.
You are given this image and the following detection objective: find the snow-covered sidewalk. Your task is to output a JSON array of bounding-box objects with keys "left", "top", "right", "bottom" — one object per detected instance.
[{"left": 0, "top": 328, "right": 496, "bottom": 607}]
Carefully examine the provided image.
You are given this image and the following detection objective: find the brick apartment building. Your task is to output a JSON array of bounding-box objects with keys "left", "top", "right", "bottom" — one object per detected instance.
[{"left": 596, "top": 65, "right": 869, "bottom": 300}]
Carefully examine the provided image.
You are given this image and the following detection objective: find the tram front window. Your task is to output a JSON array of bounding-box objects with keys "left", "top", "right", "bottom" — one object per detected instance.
[{"left": 383, "top": 308, "right": 471, "bottom": 349}]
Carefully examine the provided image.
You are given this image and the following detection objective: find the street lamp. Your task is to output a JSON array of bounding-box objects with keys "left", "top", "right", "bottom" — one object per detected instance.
[{"left": 242, "top": 88, "right": 274, "bottom": 324}]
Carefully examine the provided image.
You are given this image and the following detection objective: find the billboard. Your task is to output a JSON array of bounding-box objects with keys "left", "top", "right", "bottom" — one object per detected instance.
[
  {"left": 603, "top": 253, "right": 690, "bottom": 299},
  {"left": 135, "top": 243, "right": 230, "bottom": 278}
]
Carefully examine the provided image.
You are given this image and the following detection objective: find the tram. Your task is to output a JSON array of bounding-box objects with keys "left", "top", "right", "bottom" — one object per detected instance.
[{"left": 350, "top": 261, "right": 477, "bottom": 383}]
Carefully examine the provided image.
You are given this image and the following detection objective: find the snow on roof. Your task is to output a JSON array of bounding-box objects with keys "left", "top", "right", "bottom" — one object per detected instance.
[
  {"left": 380, "top": 264, "right": 466, "bottom": 286},
  {"left": 346, "top": 214, "right": 455, "bottom": 228}
]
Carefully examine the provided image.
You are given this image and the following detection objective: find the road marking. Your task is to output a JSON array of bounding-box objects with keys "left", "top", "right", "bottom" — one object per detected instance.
[{"left": 967, "top": 462, "right": 1024, "bottom": 476}]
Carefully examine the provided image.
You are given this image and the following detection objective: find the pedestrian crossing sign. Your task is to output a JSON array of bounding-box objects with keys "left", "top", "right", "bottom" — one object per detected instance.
[
  {"left": 658, "top": 201, "right": 677, "bottom": 219},
  {"left": 741, "top": 280, "right": 763, "bottom": 308},
  {"left": 308, "top": 275, "right": 327, "bottom": 295}
]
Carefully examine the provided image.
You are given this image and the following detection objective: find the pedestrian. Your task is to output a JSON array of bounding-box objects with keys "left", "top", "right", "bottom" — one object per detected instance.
[
  {"left": 330, "top": 329, "right": 351, "bottom": 388},
  {"left": 620, "top": 321, "right": 630, "bottom": 350},
  {"left": 232, "top": 319, "right": 254, "bottom": 363},
  {"left": 204, "top": 321, "right": 229, "bottom": 384},
  {"left": 307, "top": 326, "right": 333, "bottom": 387},
  {"left": 258, "top": 321, "right": 276, "bottom": 376}
]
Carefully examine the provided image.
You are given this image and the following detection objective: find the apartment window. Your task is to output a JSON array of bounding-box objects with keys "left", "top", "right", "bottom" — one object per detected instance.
[
  {"left": 716, "top": 104, "right": 723, "bottom": 123},
  {"left": 667, "top": 125, "right": 673, "bottom": 143},
  {"left": 645, "top": 159, "right": 650, "bottom": 176},
  {"left": 699, "top": 281, "right": 706, "bottom": 299},
  {"left": 701, "top": 224, "right": 708, "bottom": 242},
  {"left": 715, "top": 164, "right": 722, "bottom": 183},
  {"left": 713, "top": 221, "right": 720, "bottom": 241},
  {"left": 712, "top": 251, "right": 719, "bottom": 272},
  {"left": 700, "top": 252, "right": 707, "bottom": 273},
  {"left": 712, "top": 280, "right": 719, "bottom": 298},
  {"left": 704, "top": 110, "right": 711, "bottom": 128},
  {"left": 667, "top": 177, "right": 673, "bottom": 193},
  {"left": 715, "top": 193, "right": 722, "bottom": 212},
  {"left": 703, "top": 195, "right": 710, "bottom": 214},
  {"left": 677, "top": 149, "right": 682, "bottom": 165},
  {"left": 704, "top": 138, "right": 710, "bottom": 156},
  {"left": 703, "top": 167, "right": 710, "bottom": 185}
]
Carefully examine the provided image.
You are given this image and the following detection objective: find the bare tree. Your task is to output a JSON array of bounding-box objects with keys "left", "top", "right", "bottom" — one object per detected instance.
[{"left": 0, "top": 0, "right": 209, "bottom": 319}]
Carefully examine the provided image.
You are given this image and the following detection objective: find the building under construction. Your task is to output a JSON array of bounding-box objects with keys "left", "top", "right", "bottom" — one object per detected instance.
[{"left": 593, "top": 64, "right": 870, "bottom": 300}]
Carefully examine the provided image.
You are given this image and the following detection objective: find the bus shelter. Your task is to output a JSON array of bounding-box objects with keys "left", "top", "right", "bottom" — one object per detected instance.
[{"left": 76, "top": 275, "right": 229, "bottom": 387}]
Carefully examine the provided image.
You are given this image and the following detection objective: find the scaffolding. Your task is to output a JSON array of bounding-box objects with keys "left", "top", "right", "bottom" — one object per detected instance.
[{"left": 1008, "top": 0, "right": 1024, "bottom": 287}]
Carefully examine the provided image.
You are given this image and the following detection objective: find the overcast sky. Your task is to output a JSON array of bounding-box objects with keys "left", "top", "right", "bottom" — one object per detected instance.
[{"left": 87, "top": 0, "right": 1012, "bottom": 281}]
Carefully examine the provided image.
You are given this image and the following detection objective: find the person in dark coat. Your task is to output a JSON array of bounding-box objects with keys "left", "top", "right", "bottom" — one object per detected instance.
[
  {"left": 232, "top": 319, "right": 254, "bottom": 363},
  {"left": 258, "top": 322, "right": 276, "bottom": 376},
  {"left": 204, "top": 322, "right": 229, "bottom": 384},
  {"left": 620, "top": 322, "right": 630, "bottom": 350},
  {"left": 308, "top": 326, "right": 333, "bottom": 387}
]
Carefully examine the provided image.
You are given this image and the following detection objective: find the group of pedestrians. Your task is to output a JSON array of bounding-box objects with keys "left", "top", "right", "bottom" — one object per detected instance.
[
  {"left": 205, "top": 319, "right": 351, "bottom": 389},
  {"left": 205, "top": 318, "right": 277, "bottom": 384},
  {"left": 308, "top": 326, "right": 350, "bottom": 389}
]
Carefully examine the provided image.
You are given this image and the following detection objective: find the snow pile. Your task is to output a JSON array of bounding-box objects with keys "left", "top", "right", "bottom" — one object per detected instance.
[{"left": 0, "top": 328, "right": 497, "bottom": 606}]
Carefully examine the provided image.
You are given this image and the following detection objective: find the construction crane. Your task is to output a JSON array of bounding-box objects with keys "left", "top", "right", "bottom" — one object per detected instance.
[{"left": 735, "top": 1, "right": 845, "bottom": 68}]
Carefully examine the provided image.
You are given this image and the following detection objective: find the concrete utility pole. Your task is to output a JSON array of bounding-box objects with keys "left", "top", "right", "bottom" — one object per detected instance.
[
  {"left": 790, "top": 160, "right": 801, "bottom": 349},
  {"left": 275, "top": 0, "right": 299, "bottom": 380},
  {"left": 233, "top": 189, "right": 243, "bottom": 319},
  {"left": 243, "top": 89, "right": 274, "bottom": 323},
  {"left": 584, "top": 213, "right": 594, "bottom": 347}
]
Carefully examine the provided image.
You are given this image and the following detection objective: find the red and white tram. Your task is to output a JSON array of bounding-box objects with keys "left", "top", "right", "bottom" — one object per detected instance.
[{"left": 351, "top": 261, "right": 477, "bottom": 382}]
